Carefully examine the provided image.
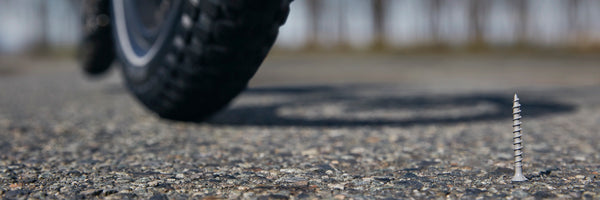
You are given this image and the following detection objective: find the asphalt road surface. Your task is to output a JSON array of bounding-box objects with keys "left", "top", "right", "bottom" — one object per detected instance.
[{"left": 1, "top": 52, "right": 599, "bottom": 199}]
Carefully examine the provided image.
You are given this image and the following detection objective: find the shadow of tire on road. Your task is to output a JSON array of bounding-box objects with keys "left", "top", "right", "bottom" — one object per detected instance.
[{"left": 207, "top": 85, "right": 575, "bottom": 127}]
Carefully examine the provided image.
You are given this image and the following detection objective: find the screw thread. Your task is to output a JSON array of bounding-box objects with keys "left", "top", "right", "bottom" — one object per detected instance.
[{"left": 512, "top": 93, "right": 528, "bottom": 182}]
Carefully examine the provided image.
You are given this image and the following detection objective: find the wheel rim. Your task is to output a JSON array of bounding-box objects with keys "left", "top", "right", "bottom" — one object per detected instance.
[{"left": 113, "top": 0, "right": 181, "bottom": 68}]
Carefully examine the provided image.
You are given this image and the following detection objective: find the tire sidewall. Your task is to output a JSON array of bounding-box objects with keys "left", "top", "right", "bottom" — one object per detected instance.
[{"left": 110, "top": 0, "right": 182, "bottom": 84}]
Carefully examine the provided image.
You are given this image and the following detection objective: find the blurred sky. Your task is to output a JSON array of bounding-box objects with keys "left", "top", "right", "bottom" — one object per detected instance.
[{"left": 2, "top": 0, "right": 600, "bottom": 53}]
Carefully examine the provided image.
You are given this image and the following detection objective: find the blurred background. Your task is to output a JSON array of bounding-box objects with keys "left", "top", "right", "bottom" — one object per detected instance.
[{"left": 2, "top": 0, "right": 600, "bottom": 54}]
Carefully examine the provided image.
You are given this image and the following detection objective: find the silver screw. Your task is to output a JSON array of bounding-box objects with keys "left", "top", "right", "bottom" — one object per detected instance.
[{"left": 511, "top": 93, "right": 528, "bottom": 182}]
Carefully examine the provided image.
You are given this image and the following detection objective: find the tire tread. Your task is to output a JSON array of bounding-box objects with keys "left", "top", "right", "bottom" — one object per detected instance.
[{"left": 124, "top": 0, "right": 291, "bottom": 120}]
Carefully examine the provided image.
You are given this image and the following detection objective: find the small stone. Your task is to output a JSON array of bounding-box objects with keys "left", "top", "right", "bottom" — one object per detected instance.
[
  {"left": 329, "top": 183, "right": 345, "bottom": 190},
  {"left": 491, "top": 167, "right": 512, "bottom": 176},
  {"left": 116, "top": 193, "right": 138, "bottom": 199},
  {"left": 583, "top": 192, "right": 597, "bottom": 199},
  {"left": 149, "top": 194, "right": 168, "bottom": 200},
  {"left": 38, "top": 172, "right": 52, "bottom": 179},
  {"left": 512, "top": 190, "right": 529, "bottom": 198},
  {"left": 413, "top": 189, "right": 423, "bottom": 197},
  {"left": 284, "top": 177, "right": 308, "bottom": 186},
  {"left": 237, "top": 163, "right": 252, "bottom": 168},
  {"left": 574, "top": 156, "right": 586, "bottom": 161},
  {"left": 243, "top": 192, "right": 254, "bottom": 198},
  {"left": 394, "top": 180, "right": 423, "bottom": 190},
  {"left": 301, "top": 148, "right": 318, "bottom": 156},
  {"left": 465, "top": 188, "right": 485, "bottom": 196},
  {"left": 7, "top": 165, "right": 21, "bottom": 170},
  {"left": 102, "top": 190, "right": 118, "bottom": 196},
  {"left": 297, "top": 193, "right": 310, "bottom": 199},
  {"left": 147, "top": 180, "right": 161, "bottom": 187},
  {"left": 352, "top": 179, "right": 370, "bottom": 186},
  {"left": 67, "top": 170, "right": 82, "bottom": 176},
  {"left": 229, "top": 191, "right": 242, "bottom": 199},
  {"left": 533, "top": 191, "right": 556, "bottom": 199},
  {"left": 403, "top": 172, "right": 418, "bottom": 178},
  {"left": 280, "top": 168, "right": 302, "bottom": 173},
  {"left": 334, "top": 194, "right": 346, "bottom": 200},
  {"left": 80, "top": 189, "right": 102, "bottom": 196},
  {"left": 4, "top": 189, "right": 31, "bottom": 198},
  {"left": 497, "top": 153, "right": 512, "bottom": 160},
  {"left": 350, "top": 147, "right": 365, "bottom": 154},
  {"left": 175, "top": 173, "right": 185, "bottom": 179},
  {"left": 575, "top": 175, "right": 585, "bottom": 179},
  {"left": 263, "top": 194, "right": 289, "bottom": 199},
  {"left": 22, "top": 178, "right": 37, "bottom": 184},
  {"left": 373, "top": 176, "right": 392, "bottom": 182},
  {"left": 539, "top": 169, "right": 553, "bottom": 176}
]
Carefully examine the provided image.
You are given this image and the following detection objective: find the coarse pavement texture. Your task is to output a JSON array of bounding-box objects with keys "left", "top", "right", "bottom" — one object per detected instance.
[{"left": 0, "top": 52, "right": 599, "bottom": 199}]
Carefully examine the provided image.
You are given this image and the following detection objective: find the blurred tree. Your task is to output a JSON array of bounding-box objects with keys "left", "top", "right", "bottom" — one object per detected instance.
[
  {"left": 37, "top": 0, "right": 49, "bottom": 51},
  {"left": 429, "top": 0, "right": 441, "bottom": 46},
  {"left": 337, "top": 0, "right": 348, "bottom": 49},
  {"left": 371, "top": 0, "right": 385, "bottom": 50},
  {"left": 306, "top": 0, "right": 321, "bottom": 49},
  {"left": 568, "top": 0, "right": 582, "bottom": 46},
  {"left": 514, "top": 0, "right": 529, "bottom": 47},
  {"left": 469, "top": 0, "right": 489, "bottom": 49}
]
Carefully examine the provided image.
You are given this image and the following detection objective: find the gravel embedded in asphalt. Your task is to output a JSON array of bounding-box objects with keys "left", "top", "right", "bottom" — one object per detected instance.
[{"left": 0, "top": 54, "right": 599, "bottom": 199}]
